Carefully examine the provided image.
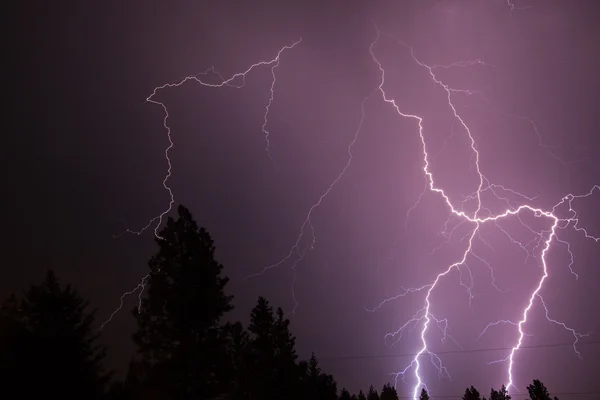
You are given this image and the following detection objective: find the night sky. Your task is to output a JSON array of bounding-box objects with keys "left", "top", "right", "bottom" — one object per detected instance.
[{"left": 4, "top": 1, "right": 600, "bottom": 399}]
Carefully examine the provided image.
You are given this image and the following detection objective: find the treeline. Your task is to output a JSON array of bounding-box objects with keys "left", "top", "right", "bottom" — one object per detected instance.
[{"left": 0, "top": 205, "right": 562, "bottom": 400}]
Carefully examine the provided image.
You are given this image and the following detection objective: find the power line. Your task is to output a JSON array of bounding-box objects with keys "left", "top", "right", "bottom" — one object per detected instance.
[
  {"left": 321, "top": 341, "right": 600, "bottom": 397},
  {"left": 320, "top": 339, "right": 600, "bottom": 362}
]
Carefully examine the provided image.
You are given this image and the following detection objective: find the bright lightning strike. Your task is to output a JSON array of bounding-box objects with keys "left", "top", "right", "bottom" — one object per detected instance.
[
  {"left": 367, "top": 22, "right": 599, "bottom": 400},
  {"left": 101, "top": 39, "right": 301, "bottom": 329},
  {"left": 105, "top": 3, "right": 598, "bottom": 398}
]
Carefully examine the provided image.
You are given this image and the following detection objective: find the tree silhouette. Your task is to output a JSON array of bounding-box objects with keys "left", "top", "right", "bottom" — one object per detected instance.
[
  {"left": 339, "top": 388, "right": 353, "bottom": 400},
  {"left": 463, "top": 386, "right": 483, "bottom": 400},
  {"left": 0, "top": 270, "right": 109, "bottom": 399},
  {"left": 245, "top": 296, "right": 301, "bottom": 400},
  {"left": 303, "top": 353, "right": 338, "bottom": 400},
  {"left": 222, "top": 321, "right": 251, "bottom": 400},
  {"left": 380, "top": 383, "right": 399, "bottom": 400},
  {"left": 0, "top": 294, "right": 26, "bottom": 378},
  {"left": 130, "top": 205, "right": 234, "bottom": 399},
  {"left": 527, "top": 379, "right": 559, "bottom": 400},
  {"left": 357, "top": 389, "right": 367, "bottom": 400},
  {"left": 490, "top": 385, "right": 511, "bottom": 400},
  {"left": 367, "top": 385, "right": 380, "bottom": 400},
  {"left": 419, "top": 388, "right": 430, "bottom": 400}
]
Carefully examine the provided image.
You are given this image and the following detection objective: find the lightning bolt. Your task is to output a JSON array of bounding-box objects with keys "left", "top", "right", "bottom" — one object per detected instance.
[
  {"left": 106, "top": 2, "right": 598, "bottom": 397},
  {"left": 367, "top": 21, "right": 599, "bottom": 400},
  {"left": 248, "top": 93, "right": 370, "bottom": 314},
  {"left": 101, "top": 39, "right": 301, "bottom": 329},
  {"left": 123, "top": 38, "right": 301, "bottom": 240},
  {"left": 506, "top": 0, "right": 533, "bottom": 14}
]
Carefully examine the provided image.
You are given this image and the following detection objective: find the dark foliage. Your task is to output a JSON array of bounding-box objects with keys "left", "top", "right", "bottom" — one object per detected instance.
[
  {"left": 0, "top": 270, "right": 109, "bottom": 399},
  {"left": 527, "top": 379, "right": 560, "bottom": 400},
  {"left": 339, "top": 388, "right": 353, "bottom": 400},
  {"left": 301, "top": 353, "right": 338, "bottom": 400},
  {"left": 380, "top": 383, "right": 399, "bottom": 400},
  {"left": 0, "top": 205, "right": 567, "bottom": 400},
  {"left": 367, "top": 384, "right": 380, "bottom": 400},
  {"left": 489, "top": 384, "right": 511, "bottom": 400},
  {"left": 463, "top": 385, "right": 483, "bottom": 400},
  {"left": 235, "top": 296, "right": 300, "bottom": 400},
  {"left": 128, "top": 205, "right": 234, "bottom": 399}
]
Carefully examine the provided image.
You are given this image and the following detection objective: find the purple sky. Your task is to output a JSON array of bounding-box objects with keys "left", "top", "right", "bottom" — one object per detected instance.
[{"left": 4, "top": 1, "right": 600, "bottom": 398}]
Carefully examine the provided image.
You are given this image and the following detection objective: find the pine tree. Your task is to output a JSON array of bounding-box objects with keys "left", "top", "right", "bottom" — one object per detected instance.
[
  {"left": 339, "top": 388, "right": 352, "bottom": 400},
  {"left": 463, "top": 386, "right": 483, "bottom": 400},
  {"left": 223, "top": 321, "right": 250, "bottom": 400},
  {"left": 490, "top": 385, "right": 511, "bottom": 400},
  {"left": 367, "top": 385, "right": 380, "bottom": 400},
  {"left": 302, "top": 352, "right": 337, "bottom": 400},
  {"left": 0, "top": 270, "right": 109, "bottom": 399},
  {"left": 380, "top": 383, "right": 399, "bottom": 400},
  {"left": 419, "top": 388, "right": 430, "bottom": 400},
  {"left": 131, "top": 205, "right": 234, "bottom": 399},
  {"left": 527, "top": 380, "right": 558, "bottom": 400},
  {"left": 246, "top": 296, "right": 300, "bottom": 400}
]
